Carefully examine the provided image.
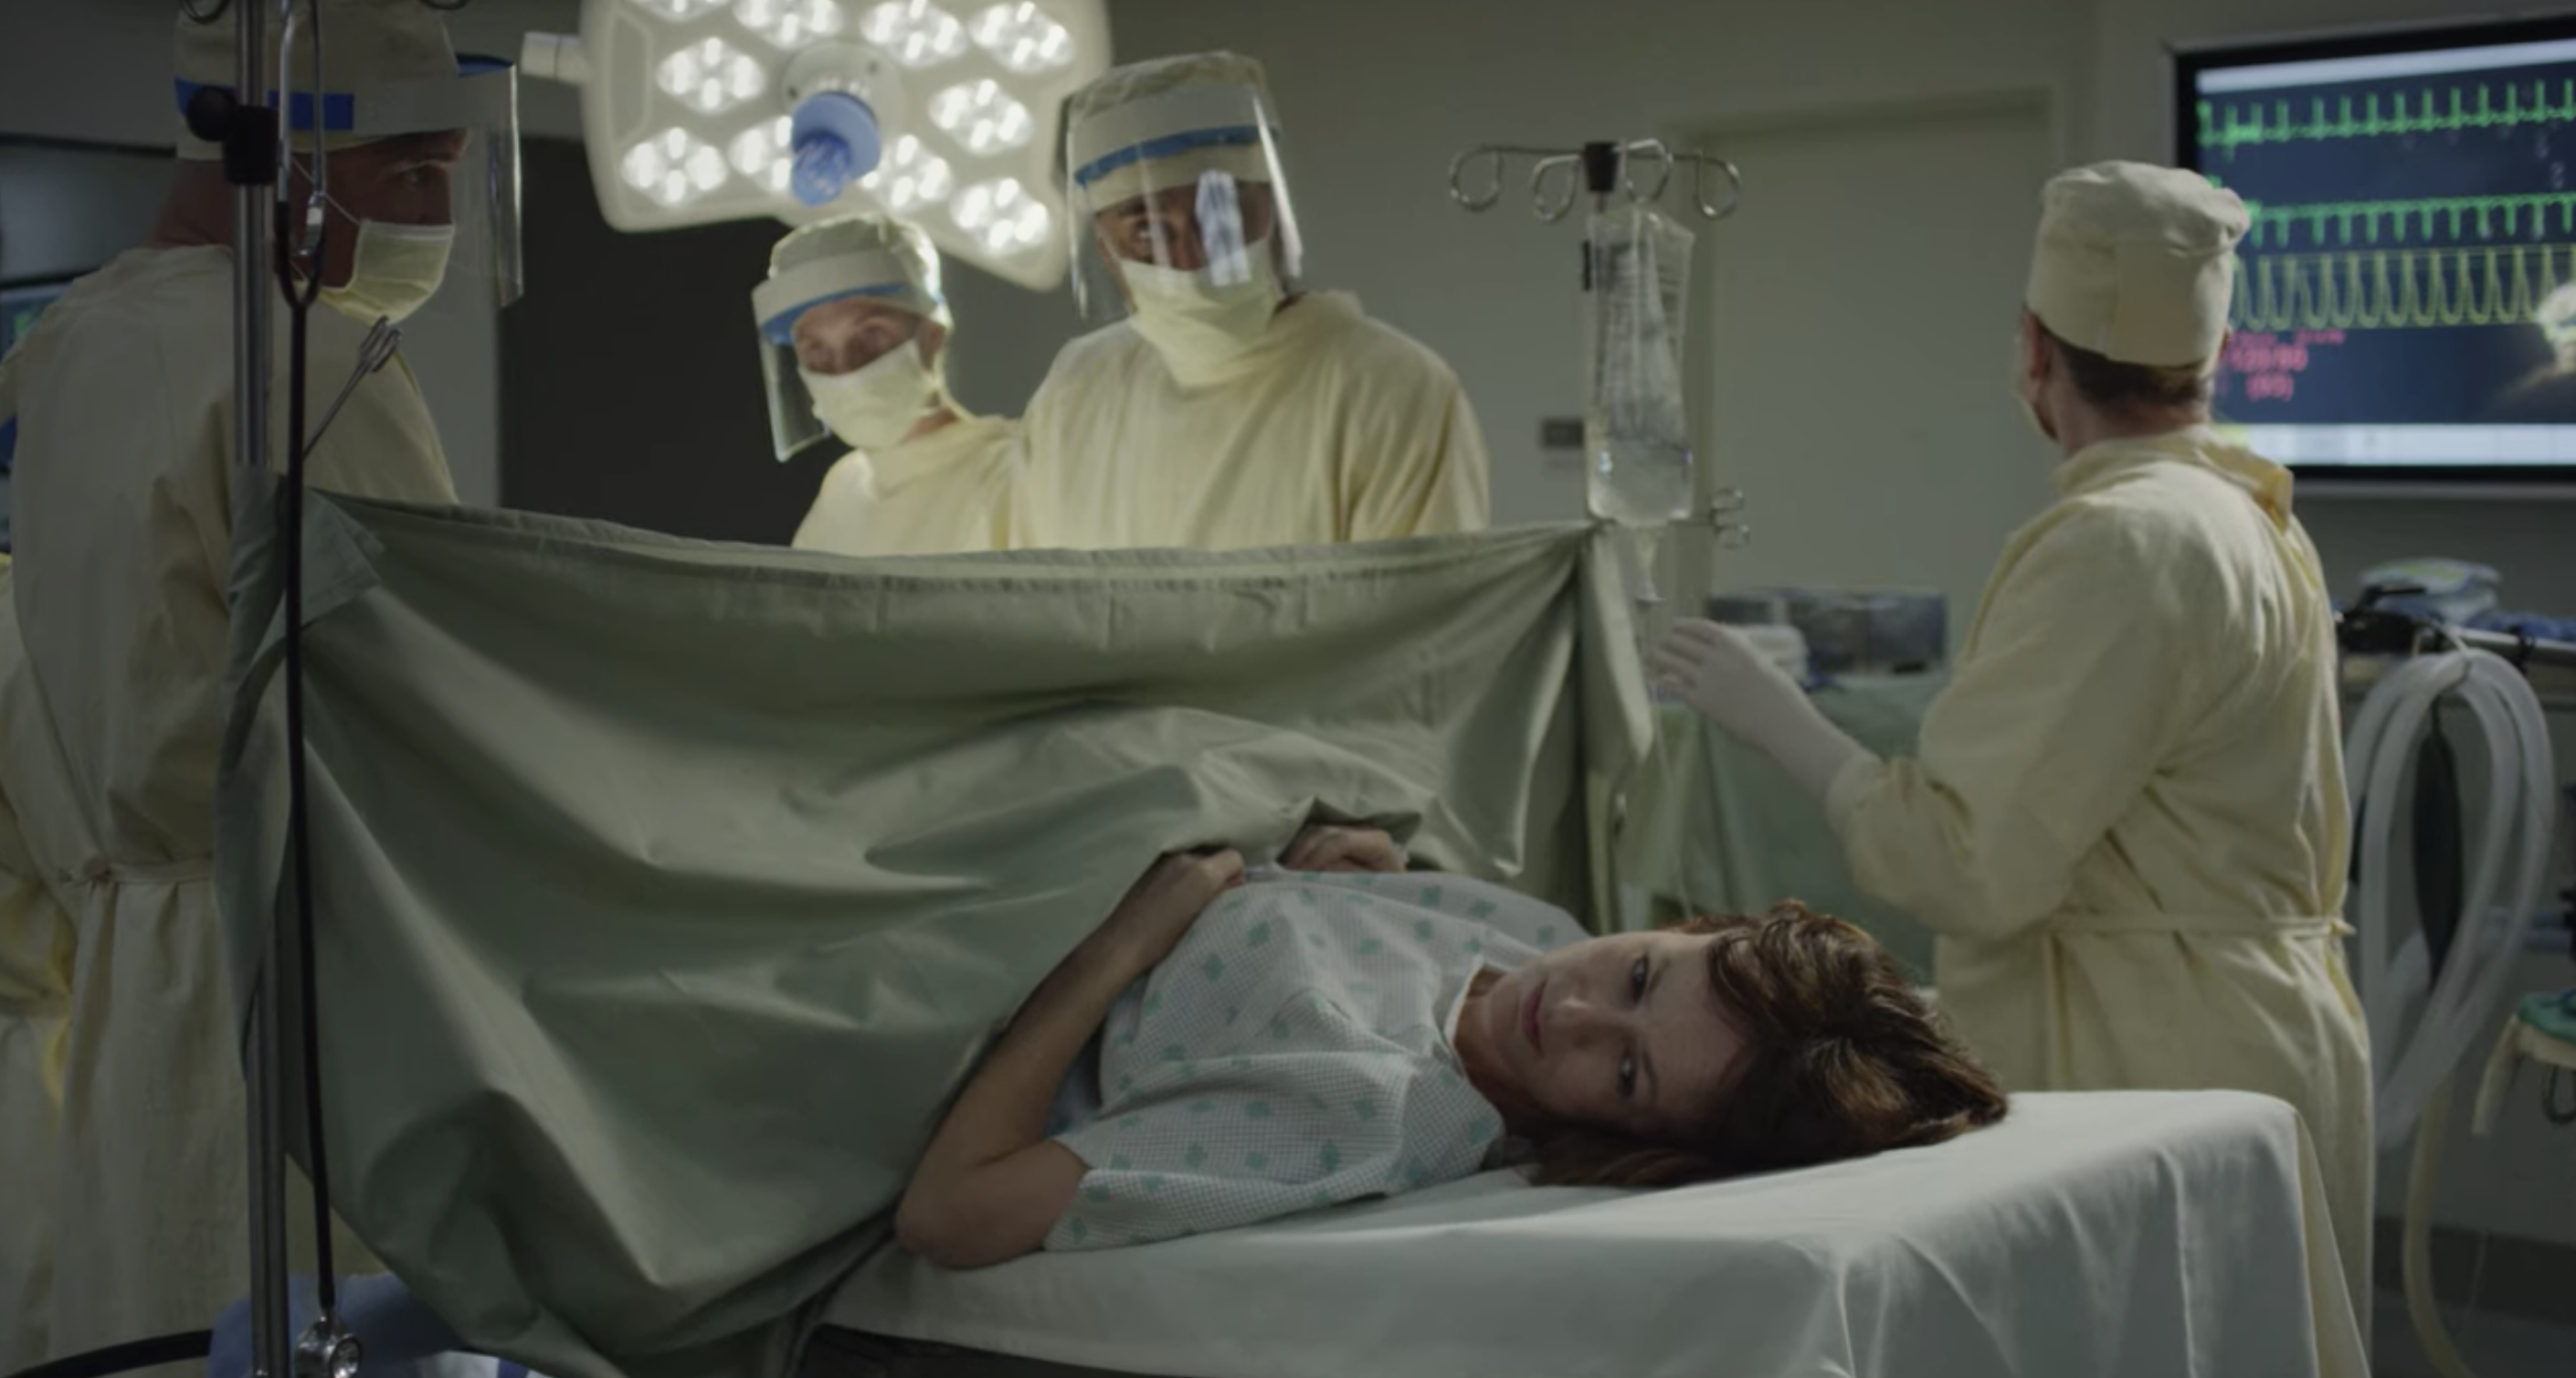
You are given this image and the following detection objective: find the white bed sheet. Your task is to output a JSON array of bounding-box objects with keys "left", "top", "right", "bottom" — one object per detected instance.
[{"left": 828, "top": 1091, "right": 2366, "bottom": 1378}]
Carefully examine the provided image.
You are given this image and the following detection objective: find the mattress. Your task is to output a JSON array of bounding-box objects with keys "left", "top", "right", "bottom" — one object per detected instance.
[{"left": 824, "top": 1090, "right": 2365, "bottom": 1378}]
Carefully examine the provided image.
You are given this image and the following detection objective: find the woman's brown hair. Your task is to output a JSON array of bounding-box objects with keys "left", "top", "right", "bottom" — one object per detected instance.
[{"left": 1524, "top": 902, "right": 2006, "bottom": 1189}]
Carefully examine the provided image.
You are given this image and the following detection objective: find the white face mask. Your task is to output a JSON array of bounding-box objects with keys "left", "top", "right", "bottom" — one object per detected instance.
[
  {"left": 1120, "top": 241, "right": 1285, "bottom": 387},
  {"left": 2008, "top": 334, "right": 2058, "bottom": 445},
  {"left": 801, "top": 339, "right": 943, "bottom": 451},
  {"left": 321, "top": 220, "right": 455, "bottom": 326}
]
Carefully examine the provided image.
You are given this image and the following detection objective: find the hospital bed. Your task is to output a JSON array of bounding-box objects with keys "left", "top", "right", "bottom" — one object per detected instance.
[{"left": 815, "top": 1091, "right": 2367, "bottom": 1378}]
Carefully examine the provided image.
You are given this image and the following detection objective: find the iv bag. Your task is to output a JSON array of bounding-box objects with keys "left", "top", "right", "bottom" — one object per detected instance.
[{"left": 1584, "top": 202, "right": 1697, "bottom": 528}]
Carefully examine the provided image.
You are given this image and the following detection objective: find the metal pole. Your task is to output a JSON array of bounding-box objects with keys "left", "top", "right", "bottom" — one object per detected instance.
[
  {"left": 234, "top": 0, "right": 293, "bottom": 1374},
  {"left": 2449, "top": 625, "right": 2576, "bottom": 673}
]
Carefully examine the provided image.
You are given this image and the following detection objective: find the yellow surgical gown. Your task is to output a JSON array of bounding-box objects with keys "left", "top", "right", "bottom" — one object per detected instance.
[
  {"left": 1009, "top": 292, "right": 1491, "bottom": 550},
  {"left": 1824, "top": 429, "right": 2371, "bottom": 1325},
  {"left": 790, "top": 413, "right": 1019, "bottom": 556},
  {"left": 0, "top": 246, "right": 450, "bottom": 1369}
]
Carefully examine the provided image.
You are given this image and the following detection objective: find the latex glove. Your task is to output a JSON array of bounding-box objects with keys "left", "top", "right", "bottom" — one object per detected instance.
[
  {"left": 1647, "top": 620, "right": 1875, "bottom": 803},
  {"left": 207, "top": 1274, "right": 470, "bottom": 1378}
]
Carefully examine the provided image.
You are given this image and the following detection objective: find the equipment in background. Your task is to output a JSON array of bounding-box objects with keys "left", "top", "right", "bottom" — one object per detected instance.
[
  {"left": 2336, "top": 588, "right": 2573, "bottom": 1378},
  {"left": 519, "top": 0, "right": 1109, "bottom": 291},
  {"left": 1707, "top": 587, "right": 1948, "bottom": 678},
  {"left": 2360, "top": 558, "right": 2502, "bottom": 627}
]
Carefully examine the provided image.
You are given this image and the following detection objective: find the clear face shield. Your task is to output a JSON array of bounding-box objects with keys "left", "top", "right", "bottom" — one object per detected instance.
[
  {"left": 1062, "top": 81, "right": 1304, "bottom": 322},
  {"left": 751, "top": 254, "right": 945, "bottom": 460},
  {"left": 263, "top": 53, "right": 525, "bottom": 323}
]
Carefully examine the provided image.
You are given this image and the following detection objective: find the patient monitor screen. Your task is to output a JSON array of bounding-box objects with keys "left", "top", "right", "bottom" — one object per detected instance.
[{"left": 2177, "top": 18, "right": 2576, "bottom": 483}]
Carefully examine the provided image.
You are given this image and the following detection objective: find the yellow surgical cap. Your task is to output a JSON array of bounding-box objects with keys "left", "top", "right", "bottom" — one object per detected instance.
[
  {"left": 173, "top": 0, "right": 459, "bottom": 160},
  {"left": 2024, "top": 162, "right": 2248, "bottom": 368}
]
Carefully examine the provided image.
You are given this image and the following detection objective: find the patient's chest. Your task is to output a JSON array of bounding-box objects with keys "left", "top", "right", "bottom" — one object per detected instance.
[{"left": 1043, "top": 872, "right": 1566, "bottom": 1250}]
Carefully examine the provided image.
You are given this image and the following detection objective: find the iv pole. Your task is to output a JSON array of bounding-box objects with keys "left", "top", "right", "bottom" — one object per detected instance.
[
  {"left": 184, "top": 3, "right": 361, "bottom": 1375},
  {"left": 1447, "top": 139, "right": 1747, "bottom": 933},
  {"left": 205, "top": 5, "right": 296, "bottom": 1373},
  {"left": 1445, "top": 138, "right": 1753, "bottom": 561}
]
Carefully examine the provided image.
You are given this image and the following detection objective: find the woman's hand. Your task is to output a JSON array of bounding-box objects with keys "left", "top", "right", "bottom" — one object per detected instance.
[
  {"left": 1093, "top": 849, "right": 1245, "bottom": 969},
  {"left": 1282, "top": 823, "right": 1407, "bottom": 874}
]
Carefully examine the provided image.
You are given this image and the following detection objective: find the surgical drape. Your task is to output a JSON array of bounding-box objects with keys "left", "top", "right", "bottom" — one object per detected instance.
[{"left": 215, "top": 492, "right": 1646, "bottom": 1378}]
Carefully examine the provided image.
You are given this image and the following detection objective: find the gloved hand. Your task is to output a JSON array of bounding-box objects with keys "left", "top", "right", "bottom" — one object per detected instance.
[
  {"left": 1647, "top": 620, "right": 1875, "bottom": 803},
  {"left": 206, "top": 1274, "right": 469, "bottom": 1378}
]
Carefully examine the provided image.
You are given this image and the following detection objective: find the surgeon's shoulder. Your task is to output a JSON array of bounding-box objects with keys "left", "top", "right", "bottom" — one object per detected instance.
[
  {"left": 1042, "top": 319, "right": 1156, "bottom": 385},
  {"left": 1295, "top": 294, "right": 1466, "bottom": 397},
  {"left": 2013, "top": 472, "right": 2237, "bottom": 617}
]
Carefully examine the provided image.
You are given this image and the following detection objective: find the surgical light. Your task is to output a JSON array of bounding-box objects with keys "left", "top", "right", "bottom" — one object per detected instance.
[
  {"left": 630, "top": 0, "right": 729, "bottom": 19},
  {"left": 734, "top": 0, "right": 845, "bottom": 49},
  {"left": 969, "top": 3, "right": 1073, "bottom": 73},
  {"left": 860, "top": 133, "right": 955, "bottom": 211},
  {"left": 526, "top": 0, "right": 1107, "bottom": 292},
  {"left": 951, "top": 176, "right": 1050, "bottom": 255},
  {"left": 926, "top": 79, "right": 1033, "bottom": 153},
  {"left": 860, "top": 1, "right": 970, "bottom": 69},
  {"left": 622, "top": 127, "right": 731, "bottom": 207},
  {"left": 729, "top": 116, "right": 797, "bottom": 193},
  {"left": 657, "top": 37, "right": 767, "bottom": 115}
]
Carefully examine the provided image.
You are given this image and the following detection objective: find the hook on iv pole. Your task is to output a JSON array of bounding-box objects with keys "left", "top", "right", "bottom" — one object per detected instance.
[{"left": 1448, "top": 141, "right": 1743, "bottom": 223}]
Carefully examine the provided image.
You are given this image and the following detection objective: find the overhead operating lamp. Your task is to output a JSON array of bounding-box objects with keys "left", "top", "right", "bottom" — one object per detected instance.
[{"left": 520, "top": 0, "right": 1109, "bottom": 290}]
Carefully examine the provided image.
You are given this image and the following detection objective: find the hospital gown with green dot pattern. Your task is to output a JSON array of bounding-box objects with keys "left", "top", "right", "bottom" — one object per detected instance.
[{"left": 1042, "top": 869, "right": 1574, "bottom": 1251}]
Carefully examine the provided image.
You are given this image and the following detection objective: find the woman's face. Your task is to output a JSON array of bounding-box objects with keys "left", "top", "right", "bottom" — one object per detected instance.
[{"left": 1465, "top": 931, "right": 1748, "bottom": 1140}]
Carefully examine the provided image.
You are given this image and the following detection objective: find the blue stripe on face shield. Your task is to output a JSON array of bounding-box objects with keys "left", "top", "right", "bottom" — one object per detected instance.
[
  {"left": 1071, "top": 125, "right": 1264, "bottom": 189},
  {"left": 174, "top": 79, "right": 358, "bottom": 132},
  {"left": 760, "top": 283, "right": 919, "bottom": 344}
]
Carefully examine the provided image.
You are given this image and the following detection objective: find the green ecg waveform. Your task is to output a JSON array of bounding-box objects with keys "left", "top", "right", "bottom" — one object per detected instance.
[
  {"left": 2240, "top": 193, "right": 2576, "bottom": 250},
  {"left": 2198, "top": 80, "right": 2576, "bottom": 157},
  {"left": 2231, "top": 242, "right": 2576, "bottom": 331}
]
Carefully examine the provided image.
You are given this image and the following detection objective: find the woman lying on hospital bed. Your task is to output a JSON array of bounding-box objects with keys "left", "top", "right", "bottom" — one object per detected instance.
[{"left": 897, "top": 825, "right": 2008, "bottom": 1268}]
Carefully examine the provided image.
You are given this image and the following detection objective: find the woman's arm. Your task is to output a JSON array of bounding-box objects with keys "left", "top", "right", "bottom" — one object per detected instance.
[{"left": 895, "top": 850, "right": 1244, "bottom": 1268}]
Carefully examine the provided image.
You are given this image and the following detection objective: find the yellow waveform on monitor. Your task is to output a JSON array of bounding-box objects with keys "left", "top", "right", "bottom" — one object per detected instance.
[{"left": 2230, "top": 243, "right": 2576, "bottom": 332}]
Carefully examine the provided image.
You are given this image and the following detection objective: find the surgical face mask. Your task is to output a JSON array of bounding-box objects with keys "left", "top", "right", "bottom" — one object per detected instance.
[
  {"left": 1121, "top": 241, "right": 1285, "bottom": 387},
  {"left": 320, "top": 220, "right": 455, "bottom": 326},
  {"left": 2008, "top": 336, "right": 2057, "bottom": 445},
  {"left": 800, "top": 339, "right": 942, "bottom": 451}
]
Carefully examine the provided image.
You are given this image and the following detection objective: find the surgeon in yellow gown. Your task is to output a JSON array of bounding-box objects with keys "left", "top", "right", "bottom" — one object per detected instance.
[
  {"left": 751, "top": 214, "right": 1019, "bottom": 556},
  {"left": 1650, "top": 163, "right": 2371, "bottom": 1326},
  {"left": 1013, "top": 51, "right": 1490, "bottom": 550},
  {"left": 0, "top": 0, "right": 512, "bottom": 1363}
]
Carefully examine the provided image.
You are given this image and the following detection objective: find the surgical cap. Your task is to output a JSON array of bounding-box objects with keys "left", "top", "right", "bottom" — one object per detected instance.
[
  {"left": 756, "top": 214, "right": 951, "bottom": 339},
  {"left": 2024, "top": 162, "right": 2248, "bottom": 368},
  {"left": 173, "top": 0, "right": 459, "bottom": 160},
  {"left": 1066, "top": 51, "right": 1278, "bottom": 208}
]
